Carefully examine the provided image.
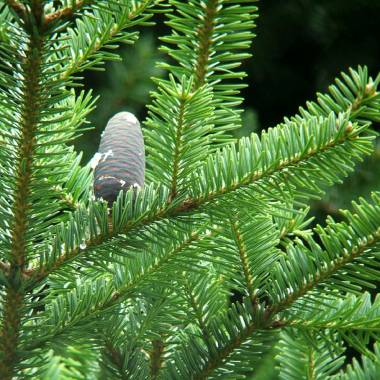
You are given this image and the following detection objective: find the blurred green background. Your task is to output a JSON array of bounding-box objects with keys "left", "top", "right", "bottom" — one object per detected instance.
[
  {"left": 78, "top": 0, "right": 380, "bottom": 223},
  {"left": 76, "top": 1, "right": 379, "bottom": 377}
]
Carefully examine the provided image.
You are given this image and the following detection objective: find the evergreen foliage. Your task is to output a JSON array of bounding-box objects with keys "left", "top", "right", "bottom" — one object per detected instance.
[{"left": 0, "top": 1, "right": 379, "bottom": 379}]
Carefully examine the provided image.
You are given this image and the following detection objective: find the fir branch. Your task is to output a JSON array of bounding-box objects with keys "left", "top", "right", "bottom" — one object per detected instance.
[
  {"left": 272, "top": 237, "right": 379, "bottom": 314},
  {"left": 96, "top": 228, "right": 207, "bottom": 308},
  {"left": 0, "top": 0, "right": 378, "bottom": 374},
  {"left": 268, "top": 196, "right": 380, "bottom": 314},
  {"left": 187, "top": 310, "right": 280, "bottom": 380},
  {"left": 23, "top": 229, "right": 212, "bottom": 351},
  {"left": 145, "top": 76, "right": 214, "bottom": 195},
  {"left": 158, "top": 0, "right": 258, "bottom": 146},
  {"left": 27, "top": 193, "right": 212, "bottom": 290},
  {"left": 27, "top": 203, "right": 380, "bottom": 377},
  {"left": 175, "top": 118, "right": 367, "bottom": 212},
  {"left": 147, "top": 0, "right": 258, "bottom": 188},
  {"left": 38, "top": 342, "right": 100, "bottom": 379},
  {"left": 276, "top": 331, "right": 345, "bottom": 380},
  {"left": 60, "top": 0, "right": 159, "bottom": 80},
  {"left": 295, "top": 66, "right": 380, "bottom": 127},
  {"left": 97, "top": 298, "right": 172, "bottom": 379},
  {"left": 27, "top": 128, "right": 380, "bottom": 377},
  {"left": 0, "top": 8, "right": 95, "bottom": 377},
  {"left": 33, "top": 280, "right": 272, "bottom": 379},
  {"left": 31, "top": 111, "right": 372, "bottom": 286},
  {"left": 49, "top": 156, "right": 93, "bottom": 212},
  {"left": 284, "top": 293, "right": 380, "bottom": 332},
  {"left": 180, "top": 274, "right": 214, "bottom": 350},
  {"left": 0, "top": 18, "right": 44, "bottom": 380}
]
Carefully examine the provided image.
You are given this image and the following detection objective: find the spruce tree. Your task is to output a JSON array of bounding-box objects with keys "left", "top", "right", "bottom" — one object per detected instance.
[{"left": 0, "top": 1, "right": 379, "bottom": 379}]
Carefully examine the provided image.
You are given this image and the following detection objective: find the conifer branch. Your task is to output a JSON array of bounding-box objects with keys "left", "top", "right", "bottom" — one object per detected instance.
[
  {"left": 180, "top": 275, "right": 214, "bottom": 350},
  {"left": 296, "top": 67, "right": 379, "bottom": 125},
  {"left": 283, "top": 292, "right": 380, "bottom": 332},
  {"left": 26, "top": 199, "right": 380, "bottom": 376},
  {"left": 23, "top": 230, "right": 211, "bottom": 351},
  {"left": 145, "top": 76, "right": 214, "bottom": 192},
  {"left": 29, "top": 111, "right": 371, "bottom": 286},
  {"left": 192, "top": 320, "right": 277, "bottom": 380},
  {"left": 174, "top": 122, "right": 361, "bottom": 213},
  {"left": 193, "top": 326, "right": 255, "bottom": 380},
  {"left": 61, "top": 0, "right": 158, "bottom": 80},
  {"left": 29, "top": 218, "right": 343, "bottom": 377},
  {"left": 0, "top": 0, "right": 378, "bottom": 375},
  {"left": 0, "top": 16, "right": 44, "bottom": 380},
  {"left": 150, "top": 0, "right": 258, "bottom": 182},
  {"left": 271, "top": 233, "right": 380, "bottom": 314},
  {"left": 25, "top": 117, "right": 379, "bottom": 376},
  {"left": 101, "top": 229, "right": 206, "bottom": 307}
]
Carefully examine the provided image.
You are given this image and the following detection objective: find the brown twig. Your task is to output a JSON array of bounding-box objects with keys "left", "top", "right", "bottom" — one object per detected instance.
[
  {"left": 5, "top": 0, "right": 26, "bottom": 21},
  {"left": 43, "top": 0, "right": 88, "bottom": 27}
]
